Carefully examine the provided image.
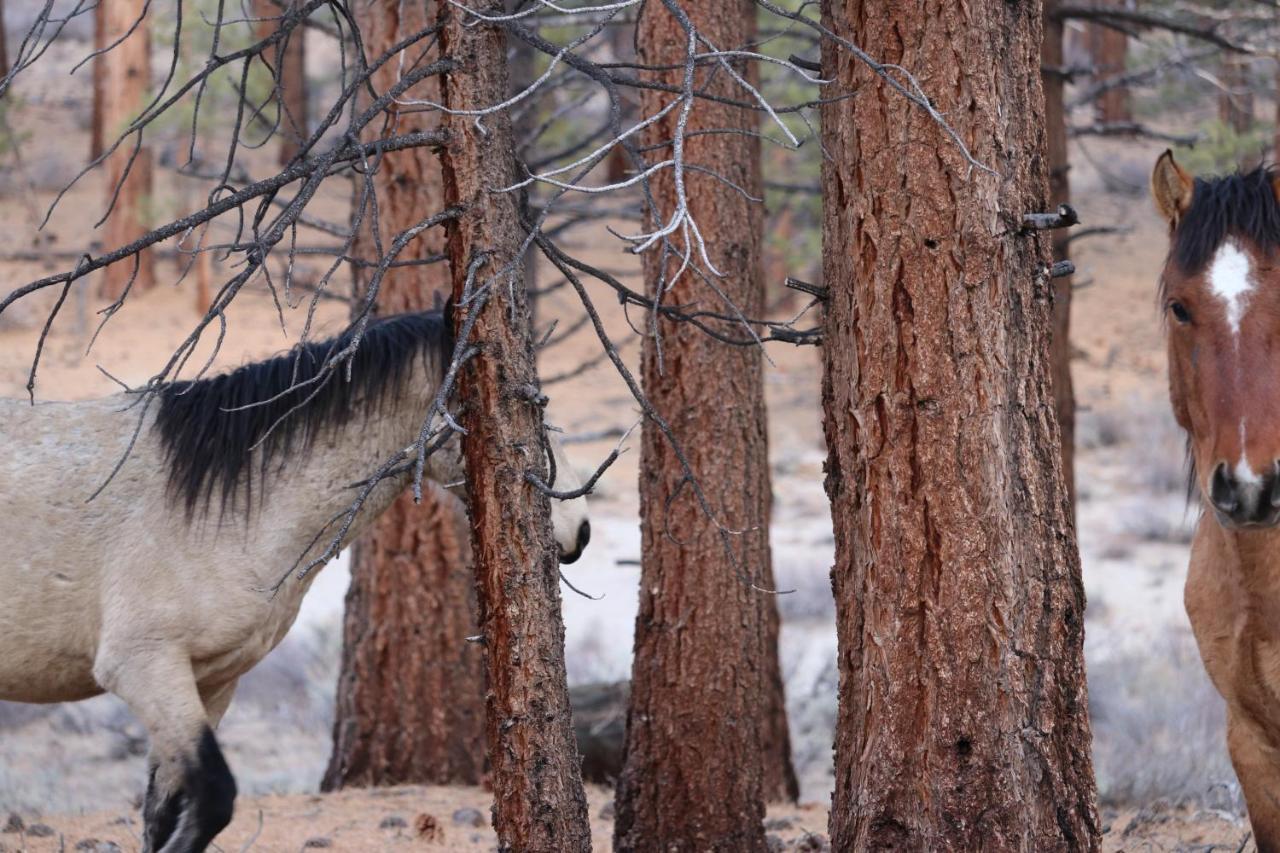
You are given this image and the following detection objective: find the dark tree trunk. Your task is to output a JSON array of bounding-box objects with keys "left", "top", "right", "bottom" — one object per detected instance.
[
  {"left": 614, "top": 2, "right": 795, "bottom": 850},
  {"left": 253, "top": 0, "right": 309, "bottom": 165},
  {"left": 1275, "top": 63, "right": 1280, "bottom": 164},
  {"left": 1087, "top": 5, "right": 1130, "bottom": 124},
  {"left": 323, "top": 491, "right": 483, "bottom": 788},
  {"left": 99, "top": 0, "right": 154, "bottom": 299},
  {"left": 1043, "top": 0, "right": 1075, "bottom": 516},
  {"left": 322, "top": 0, "right": 485, "bottom": 791},
  {"left": 820, "top": 0, "right": 1099, "bottom": 849},
  {"left": 438, "top": 7, "right": 590, "bottom": 851},
  {"left": 1219, "top": 54, "right": 1254, "bottom": 135},
  {"left": 91, "top": 2, "right": 104, "bottom": 161},
  {"left": 0, "top": 0, "right": 9, "bottom": 81},
  {"left": 604, "top": 16, "right": 636, "bottom": 184}
]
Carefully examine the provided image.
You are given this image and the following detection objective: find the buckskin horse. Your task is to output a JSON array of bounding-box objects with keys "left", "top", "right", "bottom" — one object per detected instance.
[
  {"left": 0, "top": 310, "right": 591, "bottom": 852},
  {"left": 1152, "top": 151, "right": 1280, "bottom": 850}
]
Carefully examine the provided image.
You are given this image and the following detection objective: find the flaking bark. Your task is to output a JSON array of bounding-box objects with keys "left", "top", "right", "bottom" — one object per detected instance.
[
  {"left": 1044, "top": 0, "right": 1076, "bottom": 515},
  {"left": 99, "top": 0, "right": 155, "bottom": 299},
  {"left": 614, "top": 1, "right": 795, "bottom": 850},
  {"left": 322, "top": 0, "right": 484, "bottom": 792},
  {"left": 820, "top": 0, "right": 1100, "bottom": 849},
  {"left": 438, "top": 5, "right": 590, "bottom": 851}
]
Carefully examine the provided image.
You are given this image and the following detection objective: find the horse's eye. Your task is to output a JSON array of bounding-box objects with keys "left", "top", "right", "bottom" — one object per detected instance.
[{"left": 1168, "top": 300, "right": 1192, "bottom": 325}]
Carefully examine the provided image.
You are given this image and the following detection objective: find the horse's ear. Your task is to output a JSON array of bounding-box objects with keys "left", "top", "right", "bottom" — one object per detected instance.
[{"left": 1152, "top": 149, "right": 1193, "bottom": 227}]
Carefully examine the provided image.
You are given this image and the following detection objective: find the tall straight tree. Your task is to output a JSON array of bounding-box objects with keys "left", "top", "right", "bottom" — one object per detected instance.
[
  {"left": 252, "top": 0, "right": 309, "bottom": 164},
  {"left": 438, "top": 7, "right": 590, "bottom": 851},
  {"left": 99, "top": 0, "right": 154, "bottom": 299},
  {"left": 91, "top": 2, "right": 104, "bottom": 160},
  {"left": 615, "top": 1, "right": 796, "bottom": 849},
  {"left": 322, "top": 0, "right": 485, "bottom": 791},
  {"left": 1087, "top": 4, "right": 1130, "bottom": 124},
  {"left": 1043, "top": 0, "right": 1075, "bottom": 513},
  {"left": 820, "top": 1, "right": 1099, "bottom": 849}
]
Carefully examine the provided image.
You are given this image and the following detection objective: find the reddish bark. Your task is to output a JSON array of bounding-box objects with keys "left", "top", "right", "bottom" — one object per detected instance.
[
  {"left": 323, "top": 490, "right": 482, "bottom": 787},
  {"left": 1087, "top": 4, "right": 1131, "bottom": 124},
  {"left": 252, "top": 0, "right": 309, "bottom": 164},
  {"left": 322, "top": 0, "right": 484, "bottom": 791},
  {"left": 614, "top": 1, "right": 795, "bottom": 850},
  {"left": 91, "top": 2, "right": 104, "bottom": 161},
  {"left": 820, "top": 0, "right": 1099, "bottom": 848},
  {"left": 98, "top": 0, "right": 155, "bottom": 299},
  {"left": 1219, "top": 54, "right": 1254, "bottom": 135},
  {"left": 439, "top": 7, "right": 590, "bottom": 851},
  {"left": 1275, "top": 65, "right": 1280, "bottom": 164},
  {"left": 1043, "top": 0, "right": 1075, "bottom": 515}
]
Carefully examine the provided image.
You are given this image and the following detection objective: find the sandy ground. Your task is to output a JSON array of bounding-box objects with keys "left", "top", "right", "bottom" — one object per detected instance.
[
  {"left": 0, "top": 12, "right": 1260, "bottom": 853},
  {"left": 0, "top": 797, "right": 1258, "bottom": 852}
]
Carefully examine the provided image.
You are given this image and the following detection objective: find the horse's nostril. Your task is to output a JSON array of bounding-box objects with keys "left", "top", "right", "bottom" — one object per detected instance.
[
  {"left": 1210, "top": 463, "right": 1239, "bottom": 514},
  {"left": 577, "top": 520, "right": 591, "bottom": 551}
]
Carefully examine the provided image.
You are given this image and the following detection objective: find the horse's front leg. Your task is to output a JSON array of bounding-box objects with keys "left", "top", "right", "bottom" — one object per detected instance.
[
  {"left": 93, "top": 646, "right": 236, "bottom": 853},
  {"left": 1227, "top": 710, "right": 1280, "bottom": 853}
]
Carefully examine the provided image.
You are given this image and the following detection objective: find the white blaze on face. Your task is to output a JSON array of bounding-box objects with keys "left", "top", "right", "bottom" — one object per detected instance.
[
  {"left": 1208, "top": 242, "right": 1261, "bottom": 485},
  {"left": 1208, "top": 240, "right": 1256, "bottom": 338},
  {"left": 1236, "top": 419, "right": 1262, "bottom": 486}
]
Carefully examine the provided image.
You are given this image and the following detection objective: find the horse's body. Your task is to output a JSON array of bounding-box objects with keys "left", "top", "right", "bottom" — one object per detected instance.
[
  {"left": 0, "top": 311, "right": 589, "bottom": 852},
  {"left": 1152, "top": 154, "right": 1280, "bottom": 851}
]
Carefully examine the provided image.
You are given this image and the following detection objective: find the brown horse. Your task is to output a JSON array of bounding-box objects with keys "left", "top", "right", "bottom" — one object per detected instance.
[{"left": 1152, "top": 151, "right": 1280, "bottom": 851}]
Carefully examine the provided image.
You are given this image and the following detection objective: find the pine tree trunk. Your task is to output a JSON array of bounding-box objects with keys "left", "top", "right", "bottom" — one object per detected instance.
[
  {"left": 99, "top": 0, "right": 154, "bottom": 299},
  {"left": 820, "top": 1, "right": 1099, "bottom": 849},
  {"left": 324, "top": 491, "right": 483, "bottom": 787},
  {"left": 91, "top": 2, "right": 104, "bottom": 161},
  {"left": 322, "top": 0, "right": 484, "bottom": 791},
  {"left": 614, "top": 1, "right": 795, "bottom": 849},
  {"left": 252, "top": 0, "right": 308, "bottom": 165},
  {"left": 1275, "top": 63, "right": 1280, "bottom": 164},
  {"left": 1043, "top": 0, "right": 1075, "bottom": 515},
  {"left": 1087, "top": 5, "right": 1130, "bottom": 124},
  {"left": 0, "top": 0, "right": 9, "bottom": 80},
  {"left": 438, "top": 7, "right": 590, "bottom": 851},
  {"left": 1219, "top": 54, "right": 1254, "bottom": 135}
]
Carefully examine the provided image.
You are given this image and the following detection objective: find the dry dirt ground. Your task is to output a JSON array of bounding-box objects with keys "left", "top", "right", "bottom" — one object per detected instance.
[
  {"left": 0, "top": 798, "right": 1258, "bottom": 852},
  {"left": 0, "top": 15, "right": 1264, "bottom": 853}
]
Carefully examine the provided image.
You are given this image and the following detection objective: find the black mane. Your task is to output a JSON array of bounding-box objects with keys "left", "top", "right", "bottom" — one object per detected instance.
[
  {"left": 155, "top": 311, "right": 450, "bottom": 517},
  {"left": 1172, "top": 164, "right": 1280, "bottom": 274}
]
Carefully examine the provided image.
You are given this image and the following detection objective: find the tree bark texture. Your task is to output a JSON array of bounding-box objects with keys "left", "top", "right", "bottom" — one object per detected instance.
[
  {"left": 1087, "top": 5, "right": 1130, "bottom": 125},
  {"left": 614, "top": 1, "right": 796, "bottom": 850},
  {"left": 323, "top": 490, "right": 482, "bottom": 788},
  {"left": 1219, "top": 54, "right": 1254, "bottom": 135},
  {"left": 91, "top": 2, "right": 104, "bottom": 161},
  {"left": 1043, "top": 0, "right": 1075, "bottom": 516},
  {"left": 99, "top": 0, "right": 155, "bottom": 299},
  {"left": 322, "top": 0, "right": 484, "bottom": 791},
  {"left": 820, "top": 0, "right": 1100, "bottom": 850},
  {"left": 0, "top": 0, "right": 9, "bottom": 81},
  {"left": 1275, "top": 63, "right": 1280, "bottom": 164},
  {"left": 253, "top": 0, "right": 309, "bottom": 165},
  {"left": 438, "top": 6, "right": 590, "bottom": 852}
]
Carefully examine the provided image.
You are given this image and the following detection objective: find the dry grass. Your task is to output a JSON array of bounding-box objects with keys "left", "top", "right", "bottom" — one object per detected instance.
[{"left": 1088, "top": 627, "right": 1241, "bottom": 814}]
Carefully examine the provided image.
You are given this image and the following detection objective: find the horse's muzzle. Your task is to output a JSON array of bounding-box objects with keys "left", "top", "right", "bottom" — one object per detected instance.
[
  {"left": 559, "top": 520, "right": 591, "bottom": 564},
  {"left": 1209, "top": 461, "right": 1280, "bottom": 529}
]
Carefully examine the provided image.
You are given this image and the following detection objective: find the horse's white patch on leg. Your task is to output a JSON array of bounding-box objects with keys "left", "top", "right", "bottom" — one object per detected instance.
[{"left": 1208, "top": 240, "right": 1256, "bottom": 337}]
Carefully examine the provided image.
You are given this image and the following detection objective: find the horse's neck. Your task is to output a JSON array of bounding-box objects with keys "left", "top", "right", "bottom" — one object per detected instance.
[
  {"left": 264, "top": 371, "right": 435, "bottom": 553},
  {"left": 1212, "top": 521, "right": 1280, "bottom": 625}
]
